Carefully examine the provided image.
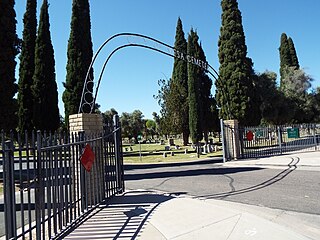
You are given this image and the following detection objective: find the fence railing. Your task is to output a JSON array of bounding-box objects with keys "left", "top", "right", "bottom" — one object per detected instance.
[
  {"left": 222, "top": 122, "right": 320, "bottom": 160},
  {"left": 0, "top": 125, "right": 124, "bottom": 239}
]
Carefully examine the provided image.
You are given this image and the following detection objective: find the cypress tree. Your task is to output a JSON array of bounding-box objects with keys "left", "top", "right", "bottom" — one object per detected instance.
[
  {"left": 170, "top": 17, "right": 189, "bottom": 145},
  {"left": 287, "top": 37, "right": 299, "bottom": 69},
  {"left": 17, "top": 0, "right": 37, "bottom": 133},
  {"left": 63, "top": 0, "right": 94, "bottom": 127},
  {"left": 32, "top": 0, "right": 60, "bottom": 132},
  {"left": 279, "top": 33, "right": 300, "bottom": 89},
  {"left": 198, "top": 44, "right": 214, "bottom": 143},
  {"left": 0, "top": 0, "right": 19, "bottom": 131},
  {"left": 188, "top": 29, "right": 202, "bottom": 144},
  {"left": 216, "top": 0, "right": 254, "bottom": 124},
  {"left": 279, "top": 33, "right": 291, "bottom": 85}
]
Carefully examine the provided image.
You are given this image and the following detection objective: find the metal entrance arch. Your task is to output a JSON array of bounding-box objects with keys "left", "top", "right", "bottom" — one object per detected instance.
[{"left": 78, "top": 32, "right": 220, "bottom": 114}]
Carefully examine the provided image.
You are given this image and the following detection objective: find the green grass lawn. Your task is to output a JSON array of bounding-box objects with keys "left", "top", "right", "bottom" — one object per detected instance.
[
  {"left": 123, "top": 142, "right": 222, "bottom": 163},
  {"left": 123, "top": 151, "right": 222, "bottom": 163},
  {"left": 123, "top": 142, "right": 190, "bottom": 153}
]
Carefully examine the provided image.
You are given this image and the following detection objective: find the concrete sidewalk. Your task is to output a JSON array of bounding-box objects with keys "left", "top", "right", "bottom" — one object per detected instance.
[
  {"left": 64, "top": 190, "right": 320, "bottom": 240},
  {"left": 139, "top": 193, "right": 319, "bottom": 240},
  {"left": 223, "top": 151, "right": 320, "bottom": 170},
  {"left": 64, "top": 152, "right": 320, "bottom": 239}
]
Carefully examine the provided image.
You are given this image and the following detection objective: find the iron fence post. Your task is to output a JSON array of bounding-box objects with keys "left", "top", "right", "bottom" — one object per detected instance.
[
  {"left": 3, "top": 140, "right": 16, "bottom": 240},
  {"left": 113, "top": 115, "right": 123, "bottom": 192},
  {"left": 239, "top": 128, "right": 244, "bottom": 158},
  {"left": 78, "top": 131, "right": 87, "bottom": 212},
  {"left": 35, "top": 131, "right": 43, "bottom": 240},
  {"left": 220, "top": 119, "right": 226, "bottom": 163},
  {"left": 118, "top": 119, "right": 125, "bottom": 192},
  {"left": 313, "top": 124, "right": 317, "bottom": 151},
  {"left": 277, "top": 126, "right": 282, "bottom": 154}
]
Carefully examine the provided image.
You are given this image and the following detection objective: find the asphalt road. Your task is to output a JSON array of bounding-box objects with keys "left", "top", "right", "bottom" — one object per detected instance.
[{"left": 124, "top": 158, "right": 320, "bottom": 215}]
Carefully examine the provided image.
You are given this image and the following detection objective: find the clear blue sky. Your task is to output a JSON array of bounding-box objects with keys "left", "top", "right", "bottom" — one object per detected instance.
[{"left": 15, "top": 0, "right": 320, "bottom": 119}]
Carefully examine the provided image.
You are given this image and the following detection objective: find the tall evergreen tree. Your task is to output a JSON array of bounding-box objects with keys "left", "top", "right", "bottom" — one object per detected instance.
[
  {"left": 17, "top": 0, "right": 37, "bottom": 133},
  {"left": 170, "top": 17, "right": 189, "bottom": 145},
  {"left": 32, "top": 0, "right": 59, "bottom": 131},
  {"left": 187, "top": 29, "right": 202, "bottom": 144},
  {"left": 279, "top": 33, "right": 291, "bottom": 85},
  {"left": 287, "top": 37, "right": 299, "bottom": 69},
  {"left": 63, "top": 0, "right": 94, "bottom": 127},
  {"left": 216, "top": 0, "right": 254, "bottom": 124},
  {"left": 198, "top": 43, "right": 214, "bottom": 143},
  {"left": 279, "top": 33, "right": 300, "bottom": 87},
  {"left": 0, "top": 0, "right": 19, "bottom": 131}
]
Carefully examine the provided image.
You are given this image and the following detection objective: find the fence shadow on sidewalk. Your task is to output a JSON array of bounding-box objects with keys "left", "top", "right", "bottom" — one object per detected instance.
[{"left": 61, "top": 190, "right": 173, "bottom": 240}]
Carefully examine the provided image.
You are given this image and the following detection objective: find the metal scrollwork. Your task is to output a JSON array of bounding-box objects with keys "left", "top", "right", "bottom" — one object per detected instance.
[{"left": 78, "top": 33, "right": 219, "bottom": 113}]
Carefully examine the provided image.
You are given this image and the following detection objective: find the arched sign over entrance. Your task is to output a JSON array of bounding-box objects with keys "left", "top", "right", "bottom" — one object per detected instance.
[{"left": 78, "top": 32, "right": 220, "bottom": 114}]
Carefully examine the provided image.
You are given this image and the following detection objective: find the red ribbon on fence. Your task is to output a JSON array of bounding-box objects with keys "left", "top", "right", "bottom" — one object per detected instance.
[
  {"left": 246, "top": 131, "right": 254, "bottom": 141},
  {"left": 80, "top": 144, "right": 95, "bottom": 172}
]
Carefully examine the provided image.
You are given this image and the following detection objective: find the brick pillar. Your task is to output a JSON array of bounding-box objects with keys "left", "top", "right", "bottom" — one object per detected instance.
[
  {"left": 69, "top": 113, "right": 103, "bottom": 134},
  {"left": 223, "top": 120, "right": 240, "bottom": 160},
  {"left": 69, "top": 113, "right": 104, "bottom": 207}
]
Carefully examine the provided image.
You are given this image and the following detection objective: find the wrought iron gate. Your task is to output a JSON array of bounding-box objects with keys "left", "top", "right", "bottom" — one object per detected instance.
[
  {"left": 222, "top": 121, "right": 320, "bottom": 161},
  {"left": 1, "top": 118, "right": 124, "bottom": 239}
]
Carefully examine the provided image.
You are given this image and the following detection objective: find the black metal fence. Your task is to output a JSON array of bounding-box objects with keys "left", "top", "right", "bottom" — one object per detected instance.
[
  {"left": 222, "top": 122, "right": 320, "bottom": 160},
  {"left": 0, "top": 122, "right": 124, "bottom": 239}
]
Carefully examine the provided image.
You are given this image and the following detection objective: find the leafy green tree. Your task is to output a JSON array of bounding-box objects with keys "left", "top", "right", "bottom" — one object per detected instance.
[
  {"left": 63, "top": 0, "right": 94, "bottom": 127},
  {"left": 18, "top": 0, "right": 37, "bottom": 133},
  {"left": 131, "top": 110, "right": 144, "bottom": 141},
  {"left": 244, "top": 57, "right": 262, "bottom": 126},
  {"left": 216, "top": 0, "right": 254, "bottom": 124},
  {"left": 281, "top": 67, "right": 312, "bottom": 97},
  {"left": 313, "top": 88, "right": 320, "bottom": 122},
  {"left": 254, "top": 71, "right": 292, "bottom": 125},
  {"left": 281, "top": 67, "right": 314, "bottom": 123},
  {"left": 187, "top": 29, "right": 202, "bottom": 144},
  {"left": 120, "top": 110, "right": 144, "bottom": 143},
  {"left": 254, "top": 69, "right": 317, "bottom": 125},
  {"left": 206, "top": 97, "right": 220, "bottom": 132},
  {"left": 254, "top": 71, "right": 276, "bottom": 123},
  {"left": 59, "top": 115, "right": 68, "bottom": 132},
  {"left": 0, "top": 0, "right": 19, "bottom": 131},
  {"left": 154, "top": 78, "right": 173, "bottom": 135},
  {"left": 32, "top": 0, "right": 59, "bottom": 132},
  {"left": 299, "top": 92, "right": 318, "bottom": 123},
  {"left": 152, "top": 112, "right": 161, "bottom": 135},
  {"left": 169, "top": 17, "right": 189, "bottom": 145},
  {"left": 151, "top": 111, "right": 170, "bottom": 138},
  {"left": 103, "top": 108, "right": 118, "bottom": 128},
  {"left": 145, "top": 119, "right": 156, "bottom": 139},
  {"left": 93, "top": 103, "right": 101, "bottom": 114},
  {"left": 120, "top": 112, "right": 131, "bottom": 139}
]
